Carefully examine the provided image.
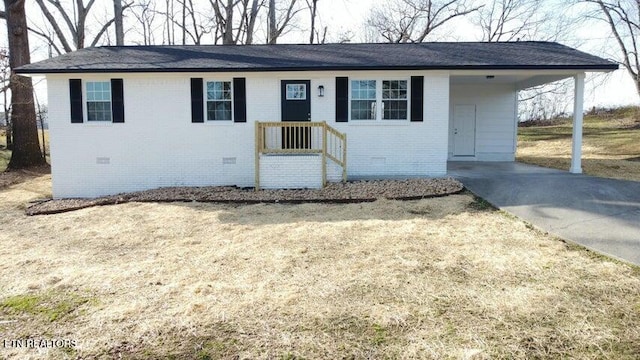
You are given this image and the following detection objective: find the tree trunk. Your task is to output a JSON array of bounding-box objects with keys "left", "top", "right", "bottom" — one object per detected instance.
[
  {"left": 75, "top": 0, "right": 86, "bottom": 48},
  {"left": 180, "top": 0, "right": 186, "bottom": 45},
  {"left": 3, "top": 90, "right": 11, "bottom": 150},
  {"left": 245, "top": 0, "right": 260, "bottom": 44},
  {"left": 5, "top": 118, "right": 11, "bottom": 149},
  {"left": 268, "top": 0, "right": 277, "bottom": 44},
  {"left": 308, "top": 0, "right": 317, "bottom": 44},
  {"left": 114, "top": 0, "right": 125, "bottom": 45},
  {"left": 223, "top": 0, "right": 235, "bottom": 44},
  {"left": 4, "top": 0, "right": 45, "bottom": 169}
]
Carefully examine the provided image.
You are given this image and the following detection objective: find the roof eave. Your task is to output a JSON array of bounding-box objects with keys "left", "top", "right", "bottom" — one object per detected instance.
[{"left": 15, "top": 64, "right": 619, "bottom": 75}]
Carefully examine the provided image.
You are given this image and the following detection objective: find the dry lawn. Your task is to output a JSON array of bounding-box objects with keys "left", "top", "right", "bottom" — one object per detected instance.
[
  {"left": 1, "top": 175, "right": 640, "bottom": 359},
  {"left": 0, "top": 129, "right": 50, "bottom": 172},
  {"left": 517, "top": 109, "right": 640, "bottom": 182}
]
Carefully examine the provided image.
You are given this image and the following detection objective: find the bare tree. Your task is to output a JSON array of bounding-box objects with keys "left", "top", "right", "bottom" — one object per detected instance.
[
  {"left": 33, "top": 0, "right": 131, "bottom": 53},
  {"left": 0, "top": 48, "right": 11, "bottom": 150},
  {"left": 162, "top": 0, "right": 176, "bottom": 44},
  {"left": 582, "top": 0, "right": 640, "bottom": 98},
  {"left": 242, "top": 0, "right": 261, "bottom": 44},
  {"left": 518, "top": 80, "right": 573, "bottom": 121},
  {"left": 33, "top": 92, "right": 47, "bottom": 158},
  {"left": 208, "top": 0, "right": 264, "bottom": 44},
  {"left": 367, "top": 0, "right": 482, "bottom": 42},
  {"left": 211, "top": 0, "right": 238, "bottom": 44},
  {"left": 268, "top": 0, "right": 276, "bottom": 42},
  {"left": 1, "top": 0, "right": 46, "bottom": 169},
  {"left": 305, "top": 0, "right": 325, "bottom": 43},
  {"left": 130, "top": 0, "right": 159, "bottom": 45},
  {"left": 114, "top": 0, "right": 125, "bottom": 45},
  {"left": 267, "top": 0, "right": 303, "bottom": 44},
  {"left": 475, "top": 0, "right": 545, "bottom": 41},
  {"left": 176, "top": 0, "right": 216, "bottom": 44}
]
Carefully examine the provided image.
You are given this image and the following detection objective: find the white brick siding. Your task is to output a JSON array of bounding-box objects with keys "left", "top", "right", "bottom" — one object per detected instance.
[
  {"left": 259, "top": 154, "right": 345, "bottom": 189},
  {"left": 47, "top": 71, "right": 450, "bottom": 198},
  {"left": 259, "top": 154, "right": 322, "bottom": 189}
]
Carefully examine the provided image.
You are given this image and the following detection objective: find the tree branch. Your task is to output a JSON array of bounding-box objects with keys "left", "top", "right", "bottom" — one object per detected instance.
[
  {"left": 27, "top": 26, "right": 63, "bottom": 55},
  {"left": 35, "top": 0, "right": 73, "bottom": 52}
]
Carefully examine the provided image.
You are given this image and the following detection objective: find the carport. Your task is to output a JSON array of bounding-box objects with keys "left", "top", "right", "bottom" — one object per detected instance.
[{"left": 449, "top": 71, "right": 591, "bottom": 173}]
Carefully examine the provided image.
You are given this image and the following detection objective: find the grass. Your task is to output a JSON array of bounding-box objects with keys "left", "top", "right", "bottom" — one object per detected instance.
[
  {"left": 0, "top": 175, "right": 639, "bottom": 359},
  {"left": 0, "top": 129, "right": 49, "bottom": 172},
  {"left": 517, "top": 106, "right": 640, "bottom": 181},
  {"left": 1, "top": 291, "right": 94, "bottom": 322},
  {"left": 0, "top": 132, "right": 9, "bottom": 170}
]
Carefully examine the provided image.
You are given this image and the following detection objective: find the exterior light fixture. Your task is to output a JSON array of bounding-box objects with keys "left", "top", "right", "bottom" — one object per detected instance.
[{"left": 318, "top": 85, "right": 325, "bottom": 97}]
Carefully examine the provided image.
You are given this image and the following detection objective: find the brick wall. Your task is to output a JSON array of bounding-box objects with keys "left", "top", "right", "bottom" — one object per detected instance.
[{"left": 47, "top": 70, "right": 450, "bottom": 198}]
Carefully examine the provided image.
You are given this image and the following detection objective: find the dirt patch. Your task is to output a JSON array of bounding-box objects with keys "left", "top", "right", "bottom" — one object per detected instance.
[
  {"left": 26, "top": 178, "right": 464, "bottom": 216},
  {"left": 0, "top": 165, "right": 50, "bottom": 189}
]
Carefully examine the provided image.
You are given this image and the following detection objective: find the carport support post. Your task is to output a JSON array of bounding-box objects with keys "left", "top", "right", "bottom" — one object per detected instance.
[{"left": 570, "top": 73, "right": 585, "bottom": 174}]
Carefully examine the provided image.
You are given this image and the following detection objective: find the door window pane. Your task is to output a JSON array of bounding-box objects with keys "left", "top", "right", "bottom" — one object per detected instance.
[{"left": 286, "top": 84, "right": 307, "bottom": 100}]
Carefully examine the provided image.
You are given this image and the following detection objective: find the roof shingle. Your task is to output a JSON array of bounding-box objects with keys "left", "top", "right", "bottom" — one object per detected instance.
[{"left": 16, "top": 41, "right": 618, "bottom": 74}]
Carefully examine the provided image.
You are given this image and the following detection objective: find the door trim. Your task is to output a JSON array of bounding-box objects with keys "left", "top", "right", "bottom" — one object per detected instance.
[
  {"left": 452, "top": 104, "right": 477, "bottom": 157},
  {"left": 281, "top": 80, "right": 311, "bottom": 122}
]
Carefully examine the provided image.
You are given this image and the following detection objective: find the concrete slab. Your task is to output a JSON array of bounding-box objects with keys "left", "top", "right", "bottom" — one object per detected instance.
[{"left": 449, "top": 162, "right": 640, "bottom": 265}]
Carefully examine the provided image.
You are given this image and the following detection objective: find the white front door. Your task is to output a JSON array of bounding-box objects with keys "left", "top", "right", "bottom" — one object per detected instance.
[{"left": 453, "top": 105, "right": 476, "bottom": 157}]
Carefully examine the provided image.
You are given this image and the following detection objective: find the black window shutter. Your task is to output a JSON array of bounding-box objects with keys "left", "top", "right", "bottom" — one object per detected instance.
[
  {"left": 69, "top": 79, "right": 83, "bottom": 123},
  {"left": 111, "top": 79, "right": 125, "bottom": 123},
  {"left": 233, "top": 77, "right": 246, "bottom": 123},
  {"left": 335, "top": 77, "right": 349, "bottom": 122},
  {"left": 191, "top": 78, "right": 204, "bottom": 123},
  {"left": 411, "top": 76, "right": 424, "bottom": 122}
]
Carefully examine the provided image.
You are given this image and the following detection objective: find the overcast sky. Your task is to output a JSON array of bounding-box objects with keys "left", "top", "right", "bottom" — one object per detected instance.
[{"left": 11, "top": 0, "right": 640, "bottom": 110}]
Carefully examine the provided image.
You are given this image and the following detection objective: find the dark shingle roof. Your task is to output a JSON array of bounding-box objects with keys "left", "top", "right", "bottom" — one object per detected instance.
[{"left": 16, "top": 42, "right": 617, "bottom": 74}]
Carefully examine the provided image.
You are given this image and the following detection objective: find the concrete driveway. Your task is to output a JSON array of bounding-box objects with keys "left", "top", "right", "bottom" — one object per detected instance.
[{"left": 449, "top": 162, "right": 640, "bottom": 265}]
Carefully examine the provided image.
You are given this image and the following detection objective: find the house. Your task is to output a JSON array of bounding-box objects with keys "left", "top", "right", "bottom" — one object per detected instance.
[{"left": 17, "top": 42, "right": 616, "bottom": 198}]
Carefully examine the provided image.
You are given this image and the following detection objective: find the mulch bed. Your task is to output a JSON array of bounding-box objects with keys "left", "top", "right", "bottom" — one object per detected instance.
[{"left": 26, "top": 177, "right": 465, "bottom": 216}]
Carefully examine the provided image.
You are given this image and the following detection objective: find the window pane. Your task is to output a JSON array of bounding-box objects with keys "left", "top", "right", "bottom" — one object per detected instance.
[
  {"left": 383, "top": 100, "right": 408, "bottom": 120},
  {"left": 87, "top": 100, "right": 112, "bottom": 121},
  {"left": 380, "top": 80, "right": 408, "bottom": 120},
  {"left": 207, "top": 101, "right": 232, "bottom": 121},
  {"left": 351, "top": 100, "right": 376, "bottom": 120},
  {"left": 207, "top": 81, "right": 231, "bottom": 101},
  {"left": 86, "top": 81, "right": 112, "bottom": 122},
  {"left": 351, "top": 80, "right": 376, "bottom": 100},
  {"left": 351, "top": 80, "right": 376, "bottom": 120},
  {"left": 286, "top": 84, "right": 306, "bottom": 100},
  {"left": 382, "top": 80, "right": 407, "bottom": 100}
]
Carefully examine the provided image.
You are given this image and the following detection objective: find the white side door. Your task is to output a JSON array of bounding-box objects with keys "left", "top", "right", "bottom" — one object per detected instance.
[{"left": 453, "top": 104, "right": 476, "bottom": 157}]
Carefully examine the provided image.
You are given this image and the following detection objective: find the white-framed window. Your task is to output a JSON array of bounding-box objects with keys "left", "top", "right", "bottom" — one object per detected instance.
[
  {"left": 351, "top": 80, "right": 377, "bottom": 120},
  {"left": 286, "top": 83, "right": 307, "bottom": 100},
  {"left": 350, "top": 79, "right": 409, "bottom": 121},
  {"left": 86, "top": 81, "right": 112, "bottom": 122},
  {"left": 382, "top": 80, "right": 408, "bottom": 120},
  {"left": 206, "top": 81, "right": 232, "bottom": 121}
]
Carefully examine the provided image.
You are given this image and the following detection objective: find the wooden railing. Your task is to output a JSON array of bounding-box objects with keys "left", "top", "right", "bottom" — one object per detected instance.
[{"left": 255, "top": 121, "right": 347, "bottom": 190}]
